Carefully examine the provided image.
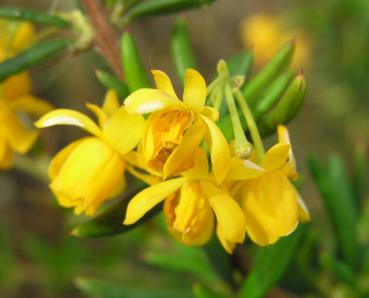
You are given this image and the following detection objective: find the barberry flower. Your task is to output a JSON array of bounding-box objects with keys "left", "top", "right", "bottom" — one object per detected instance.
[{"left": 35, "top": 91, "right": 145, "bottom": 215}]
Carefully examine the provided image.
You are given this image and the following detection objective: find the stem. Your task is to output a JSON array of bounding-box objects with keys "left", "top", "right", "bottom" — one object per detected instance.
[
  {"left": 206, "top": 73, "right": 227, "bottom": 96},
  {"left": 81, "top": 0, "right": 123, "bottom": 79},
  {"left": 233, "top": 88, "right": 265, "bottom": 162},
  {"left": 13, "top": 155, "right": 49, "bottom": 183},
  {"left": 225, "top": 83, "right": 252, "bottom": 158}
]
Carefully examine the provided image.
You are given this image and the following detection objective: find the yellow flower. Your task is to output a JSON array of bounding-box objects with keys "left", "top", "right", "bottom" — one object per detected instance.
[
  {"left": 124, "top": 149, "right": 247, "bottom": 253},
  {"left": 0, "top": 52, "right": 52, "bottom": 169},
  {"left": 227, "top": 125, "right": 310, "bottom": 246},
  {"left": 35, "top": 90, "right": 145, "bottom": 215},
  {"left": 240, "top": 13, "right": 312, "bottom": 67},
  {"left": 0, "top": 20, "right": 35, "bottom": 55},
  {"left": 124, "top": 69, "right": 230, "bottom": 182}
]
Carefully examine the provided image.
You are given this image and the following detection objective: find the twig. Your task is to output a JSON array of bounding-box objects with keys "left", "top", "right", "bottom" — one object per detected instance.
[{"left": 81, "top": 0, "right": 123, "bottom": 79}]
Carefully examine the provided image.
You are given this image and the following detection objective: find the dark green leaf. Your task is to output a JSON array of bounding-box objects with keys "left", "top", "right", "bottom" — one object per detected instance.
[
  {"left": 308, "top": 156, "right": 358, "bottom": 268},
  {"left": 0, "top": 39, "right": 69, "bottom": 81},
  {"left": 239, "top": 226, "right": 304, "bottom": 298},
  {"left": 76, "top": 277, "right": 193, "bottom": 298},
  {"left": 120, "top": 0, "right": 215, "bottom": 26},
  {"left": 352, "top": 145, "right": 368, "bottom": 210},
  {"left": 71, "top": 187, "right": 161, "bottom": 238},
  {"left": 0, "top": 7, "right": 70, "bottom": 28}
]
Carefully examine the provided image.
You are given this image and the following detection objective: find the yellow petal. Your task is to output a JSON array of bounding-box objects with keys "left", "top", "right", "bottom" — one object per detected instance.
[
  {"left": 277, "top": 125, "right": 298, "bottom": 179},
  {"left": 226, "top": 158, "right": 265, "bottom": 181},
  {"left": 124, "top": 89, "right": 183, "bottom": 114},
  {"left": 10, "top": 95, "right": 53, "bottom": 116},
  {"left": 102, "top": 90, "right": 120, "bottom": 117},
  {"left": 183, "top": 69, "right": 207, "bottom": 112},
  {"left": 297, "top": 192, "right": 310, "bottom": 223},
  {"left": 124, "top": 177, "right": 186, "bottom": 225},
  {"left": 201, "top": 115, "right": 231, "bottom": 184},
  {"left": 48, "top": 138, "right": 86, "bottom": 180},
  {"left": 3, "top": 112, "right": 38, "bottom": 153},
  {"left": 217, "top": 224, "right": 236, "bottom": 254},
  {"left": 242, "top": 172, "right": 299, "bottom": 245},
  {"left": 163, "top": 120, "right": 206, "bottom": 178},
  {"left": 261, "top": 143, "right": 290, "bottom": 171},
  {"left": 86, "top": 103, "right": 107, "bottom": 127},
  {"left": 202, "top": 181, "right": 246, "bottom": 243},
  {"left": 0, "top": 138, "right": 13, "bottom": 169},
  {"left": 202, "top": 106, "right": 219, "bottom": 121},
  {"left": 50, "top": 138, "right": 125, "bottom": 214},
  {"left": 151, "top": 70, "right": 178, "bottom": 99},
  {"left": 12, "top": 22, "right": 35, "bottom": 52},
  {"left": 103, "top": 106, "right": 145, "bottom": 155},
  {"left": 181, "top": 148, "right": 209, "bottom": 180},
  {"left": 3, "top": 71, "right": 32, "bottom": 99},
  {"left": 35, "top": 109, "right": 102, "bottom": 137},
  {"left": 126, "top": 165, "right": 160, "bottom": 186}
]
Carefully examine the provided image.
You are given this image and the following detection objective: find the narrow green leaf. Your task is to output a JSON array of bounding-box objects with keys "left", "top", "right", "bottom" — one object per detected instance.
[
  {"left": 193, "top": 283, "right": 226, "bottom": 298},
  {"left": 226, "top": 51, "right": 254, "bottom": 78},
  {"left": 96, "top": 70, "right": 129, "bottom": 99},
  {"left": 250, "top": 70, "right": 297, "bottom": 120},
  {"left": 145, "top": 244, "right": 219, "bottom": 284},
  {"left": 0, "top": 7, "right": 70, "bottom": 28},
  {"left": 120, "top": 32, "right": 151, "bottom": 92},
  {"left": 120, "top": 0, "right": 215, "bottom": 26},
  {"left": 257, "top": 73, "right": 306, "bottom": 137},
  {"left": 321, "top": 253, "right": 358, "bottom": 289},
  {"left": 239, "top": 226, "right": 304, "bottom": 298},
  {"left": 0, "top": 39, "right": 69, "bottom": 81},
  {"left": 76, "top": 277, "right": 193, "bottom": 298},
  {"left": 171, "top": 17, "right": 197, "bottom": 82},
  {"left": 308, "top": 156, "right": 358, "bottom": 268},
  {"left": 242, "top": 40, "right": 294, "bottom": 103},
  {"left": 71, "top": 187, "right": 161, "bottom": 238},
  {"left": 204, "top": 236, "right": 235, "bottom": 287},
  {"left": 352, "top": 145, "right": 368, "bottom": 210}
]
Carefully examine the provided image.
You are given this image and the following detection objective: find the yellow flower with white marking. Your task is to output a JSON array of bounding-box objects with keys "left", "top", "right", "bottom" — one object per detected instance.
[
  {"left": 124, "top": 69, "right": 230, "bottom": 182},
  {"left": 124, "top": 149, "right": 249, "bottom": 253},
  {"left": 35, "top": 91, "right": 145, "bottom": 215},
  {"left": 227, "top": 125, "right": 310, "bottom": 246}
]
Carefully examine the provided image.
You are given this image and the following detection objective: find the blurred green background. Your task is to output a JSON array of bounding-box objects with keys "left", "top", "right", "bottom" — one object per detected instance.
[{"left": 0, "top": 0, "right": 368, "bottom": 297}]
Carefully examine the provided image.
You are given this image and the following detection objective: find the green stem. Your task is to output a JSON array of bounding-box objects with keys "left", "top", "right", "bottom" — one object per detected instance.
[
  {"left": 225, "top": 83, "right": 252, "bottom": 158},
  {"left": 206, "top": 72, "right": 227, "bottom": 96},
  {"left": 233, "top": 88, "right": 265, "bottom": 162},
  {"left": 13, "top": 155, "right": 49, "bottom": 183}
]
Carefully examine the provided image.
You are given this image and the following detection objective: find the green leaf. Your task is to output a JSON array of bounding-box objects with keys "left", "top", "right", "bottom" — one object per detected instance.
[
  {"left": 0, "top": 7, "right": 71, "bottom": 28},
  {"left": 120, "top": 32, "right": 151, "bottom": 92},
  {"left": 193, "top": 283, "right": 226, "bottom": 298},
  {"left": 120, "top": 0, "right": 215, "bottom": 26},
  {"left": 321, "top": 253, "right": 358, "bottom": 290},
  {"left": 239, "top": 226, "right": 304, "bottom": 298},
  {"left": 71, "top": 187, "right": 161, "bottom": 238},
  {"left": 250, "top": 70, "right": 297, "bottom": 120},
  {"left": 308, "top": 156, "right": 358, "bottom": 268},
  {"left": 226, "top": 51, "right": 254, "bottom": 78},
  {"left": 0, "top": 39, "right": 69, "bottom": 81},
  {"left": 242, "top": 40, "right": 294, "bottom": 103},
  {"left": 352, "top": 145, "right": 368, "bottom": 210},
  {"left": 171, "top": 17, "right": 197, "bottom": 82},
  {"left": 145, "top": 243, "right": 219, "bottom": 284},
  {"left": 204, "top": 236, "right": 234, "bottom": 287},
  {"left": 257, "top": 73, "right": 306, "bottom": 137},
  {"left": 96, "top": 70, "right": 129, "bottom": 98},
  {"left": 76, "top": 277, "right": 193, "bottom": 298}
]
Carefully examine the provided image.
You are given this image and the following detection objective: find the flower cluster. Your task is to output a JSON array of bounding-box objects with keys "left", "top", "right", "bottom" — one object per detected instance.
[
  {"left": 36, "top": 68, "right": 309, "bottom": 253},
  {"left": 0, "top": 21, "right": 52, "bottom": 169}
]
